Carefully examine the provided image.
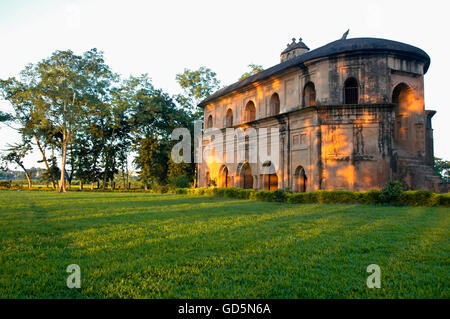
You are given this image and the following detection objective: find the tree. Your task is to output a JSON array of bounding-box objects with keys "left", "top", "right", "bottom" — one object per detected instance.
[
  {"left": 175, "top": 67, "right": 221, "bottom": 187},
  {"left": 434, "top": 157, "right": 449, "bottom": 183},
  {"left": 239, "top": 64, "right": 264, "bottom": 81},
  {"left": 121, "top": 75, "right": 192, "bottom": 187},
  {"left": 1, "top": 142, "right": 32, "bottom": 189},
  {"left": 35, "top": 48, "right": 116, "bottom": 192},
  {"left": 0, "top": 73, "right": 59, "bottom": 189},
  {"left": 175, "top": 67, "right": 220, "bottom": 114},
  {"left": 36, "top": 50, "right": 85, "bottom": 192}
]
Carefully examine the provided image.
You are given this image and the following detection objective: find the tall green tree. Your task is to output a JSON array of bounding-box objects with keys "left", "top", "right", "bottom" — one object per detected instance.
[
  {"left": 36, "top": 49, "right": 115, "bottom": 192},
  {"left": 0, "top": 72, "right": 60, "bottom": 189},
  {"left": 175, "top": 67, "right": 220, "bottom": 115},
  {"left": 175, "top": 67, "right": 221, "bottom": 186},
  {"left": 120, "top": 75, "right": 191, "bottom": 187}
]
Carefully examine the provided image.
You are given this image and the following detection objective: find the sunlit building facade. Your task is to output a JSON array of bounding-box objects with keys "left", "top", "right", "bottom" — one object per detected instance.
[{"left": 197, "top": 37, "right": 444, "bottom": 192}]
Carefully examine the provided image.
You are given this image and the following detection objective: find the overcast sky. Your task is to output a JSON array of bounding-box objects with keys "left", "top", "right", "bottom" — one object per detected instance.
[{"left": 0, "top": 0, "right": 449, "bottom": 169}]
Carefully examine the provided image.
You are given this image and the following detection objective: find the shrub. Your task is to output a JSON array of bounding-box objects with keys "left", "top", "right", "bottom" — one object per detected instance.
[
  {"left": 253, "top": 191, "right": 272, "bottom": 202},
  {"left": 435, "top": 193, "right": 450, "bottom": 207},
  {"left": 151, "top": 184, "right": 168, "bottom": 194},
  {"left": 0, "top": 180, "right": 11, "bottom": 189},
  {"left": 271, "top": 189, "right": 287, "bottom": 202},
  {"left": 316, "top": 190, "right": 360, "bottom": 204},
  {"left": 397, "top": 190, "right": 437, "bottom": 206},
  {"left": 360, "top": 190, "right": 381, "bottom": 205},
  {"left": 238, "top": 189, "right": 255, "bottom": 199},
  {"left": 168, "top": 175, "right": 191, "bottom": 189},
  {"left": 379, "top": 181, "right": 403, "bottom": 204},
  {"left": 286, "top": 193, "right": 307, "bottom": 204},
  {"left": 174, "top": 188, "right": 189, "bottom": 194}
]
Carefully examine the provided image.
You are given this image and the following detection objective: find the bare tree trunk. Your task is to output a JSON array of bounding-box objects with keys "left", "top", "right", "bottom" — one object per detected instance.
[
  {"left": 80, "top": 180, "right": 83, "bottom": 190},
  {"left": 16, "top": 161, "right": 31, "bottom": 189},
  {"left": 34, "top": 136, "right": 56, "bottom": 189},
  {"left": 25, "top": 172, "right": 31, "bottom": 189},
  {"left": 102, "top": 172, "right": 107, "bottom": 190},
  {"left": 59, "top": 130, "right": 70, "bottom": 193}
]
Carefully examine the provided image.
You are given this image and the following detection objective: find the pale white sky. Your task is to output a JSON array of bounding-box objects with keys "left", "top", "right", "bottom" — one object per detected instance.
[{"left": 0, "top": 0, "right": 449, "bottom": 169}]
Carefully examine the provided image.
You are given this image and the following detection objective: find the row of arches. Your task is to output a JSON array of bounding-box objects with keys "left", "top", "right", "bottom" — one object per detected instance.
[
  {"left": 205, "top": 82, "right": 317, "bottom": 130},
  {"left": 207, "top": 163, "right": 308, "bottom": 192},
  {"left": 206, "top": 77, "right": 411, "bottom": 130}
]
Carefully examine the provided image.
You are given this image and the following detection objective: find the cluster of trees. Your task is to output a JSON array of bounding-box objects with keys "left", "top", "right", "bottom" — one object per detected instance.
[{"left": 0, "top": 49, "right": 221, "bottom": 192}]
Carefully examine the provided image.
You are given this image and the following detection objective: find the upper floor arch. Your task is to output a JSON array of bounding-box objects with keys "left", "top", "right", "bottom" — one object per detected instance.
[
  {"left": 269, "top": 93, "right": 280, "bottom": 116},
  {"left": 225, "top": 108, "right": 233, "bottom": 127},
  {"left": 344, "top": 77, "right": 359, "bottom": 104},
  {"left": 303, "top": 82, "right": 316, "bottom": 107},
  {"left": 206, "top": 114, "right": 213, "bottom": 129},
  {"left": 244, "top": 100, "right": 256, "bottom": 122}
]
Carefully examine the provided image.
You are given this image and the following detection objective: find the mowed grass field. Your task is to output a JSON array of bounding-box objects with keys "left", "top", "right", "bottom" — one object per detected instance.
[{"left": 0, "top": 191, "right": 448, "bottom": 299}]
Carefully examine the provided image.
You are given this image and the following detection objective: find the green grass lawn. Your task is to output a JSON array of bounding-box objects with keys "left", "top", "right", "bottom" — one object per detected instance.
[{"left": 0, "top": 190, "right": 448, "bottom": 298}]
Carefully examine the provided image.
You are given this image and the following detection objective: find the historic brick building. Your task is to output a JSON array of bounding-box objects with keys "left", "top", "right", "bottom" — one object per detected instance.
[{"left": 197, "top": 36, "right": 444, "bottom": 192}]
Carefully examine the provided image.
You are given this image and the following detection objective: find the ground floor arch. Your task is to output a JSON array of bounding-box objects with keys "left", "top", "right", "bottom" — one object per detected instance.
[
  {"left": 294, "top": 166, "right": 307, "bottom": 192},
  {"left": 237, "top": 162, "right": 253, "bottom": 189},
  {"left": 261, "top": 161, "right": 278, "bottom": 190},
  {"left": 218, "top": 165, "right": 231, "bottom": 188}
]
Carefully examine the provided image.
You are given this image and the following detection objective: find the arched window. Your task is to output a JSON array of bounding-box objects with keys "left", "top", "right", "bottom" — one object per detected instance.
[
  {"left": 344, "top": 77, "right": 358, "bottom": 104},
  {"left": 392, "top": 83, "right": 415, "bottom": 114},
  {"left": 294, "top": 166, "right": 307, "bottom": 193},
  {"left": 303, "top": 82, "right": 316, "bottom": 107},
  {"left": 244, "top": 101, "right": 256, "bottom": 122},
  {"left": 206, "top": 115, "right": 213, "bottom": 129},
  {"left": 269, "top": 93, "right": 280, "bottom": 116},
  {"left": 225, "top": 108, "right": 233, "bottom": 127}
]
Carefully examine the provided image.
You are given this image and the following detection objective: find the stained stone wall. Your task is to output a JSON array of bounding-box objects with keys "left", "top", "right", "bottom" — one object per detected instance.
[{"left": 198, "top": 51, "right": 444, "bottom": 192}]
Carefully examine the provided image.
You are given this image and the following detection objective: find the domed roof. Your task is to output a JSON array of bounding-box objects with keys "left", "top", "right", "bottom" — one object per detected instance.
[
  {"left": 199, "top": 37, "right": 431, "bottom": 107},
  {"left": 307, "top": 37, "right": 430, "bottom": 71}
]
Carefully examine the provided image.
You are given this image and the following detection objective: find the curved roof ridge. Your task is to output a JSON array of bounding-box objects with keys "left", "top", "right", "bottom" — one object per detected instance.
[{"left": 199, "top": 37, "right": 430, "bottom": 107}]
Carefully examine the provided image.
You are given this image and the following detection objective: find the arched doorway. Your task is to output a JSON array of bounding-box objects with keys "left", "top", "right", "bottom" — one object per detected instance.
[
  {"left": 294, "top": 166, "right": 307, "bottom": 192},
  {"left": 393, "top": 83, "right": 415, "bottom": 114},
  {"left": 244, "top": 101, "right": 256, "bottom": 122},
  {"left": 219, "top": 166, "right": 230, "bottom": 188},
  {"left": 262, "top": 161, "right": 278, "bottom": 190},
  {"left": 392, "top": 83, "right": 416, "bottom": 153},
  {"left": 303, "top": 82, "right": 316, "bottom": 107},
  {"left": 344, "top": 77, "right": 358, "bottom": 104},
  {"left": 239, "top": 162, "right": 253, "bottom": 189},
  {"left": 269, "top": 93, "right": 280, "bottom": 116}
]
